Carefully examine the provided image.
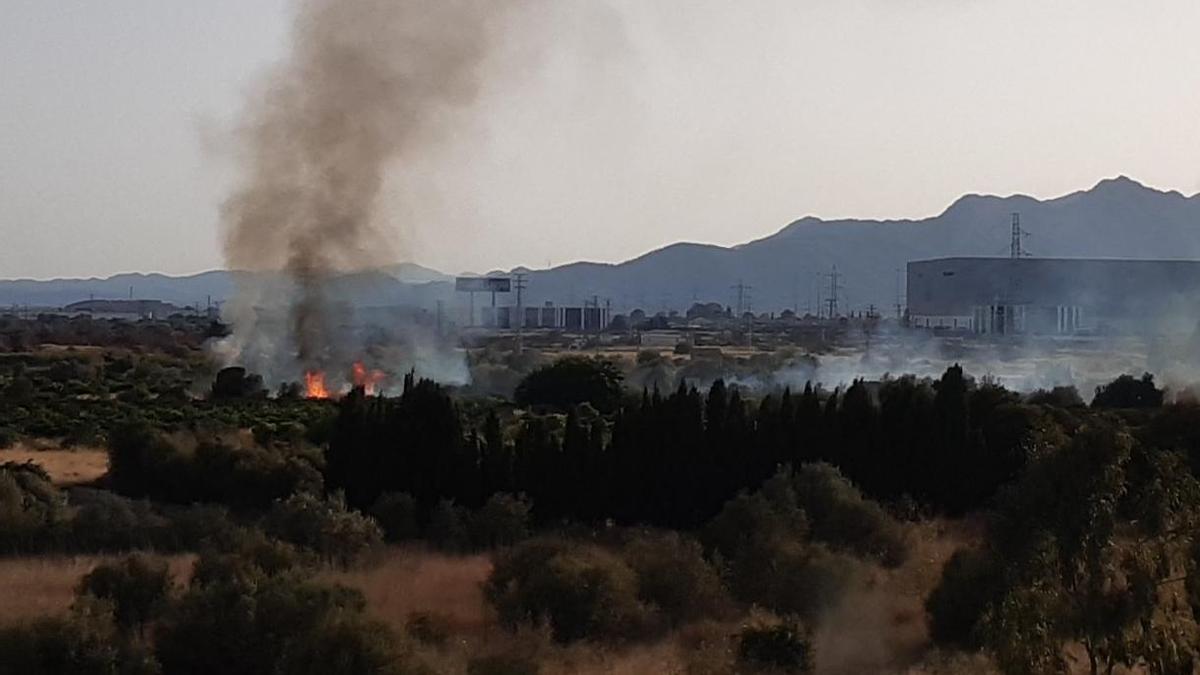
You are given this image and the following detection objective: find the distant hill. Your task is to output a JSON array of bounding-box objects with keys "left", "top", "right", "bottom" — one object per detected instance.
[
  {"left": 3, "top": 176, "right": 1197, "bottom": 314},
  {"left": 518, "top": 176, "right": 1200, "bottom": 314}
]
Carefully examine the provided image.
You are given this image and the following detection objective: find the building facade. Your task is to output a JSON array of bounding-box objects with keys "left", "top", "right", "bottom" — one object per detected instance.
[{"left": 907, "top": 257, "right": 1200, "bottom": 335}]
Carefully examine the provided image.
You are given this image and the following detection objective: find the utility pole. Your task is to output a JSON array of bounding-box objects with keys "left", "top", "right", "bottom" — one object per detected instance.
[
  {"left": 514, "top": 272, "right": 527, "bottom": 353},
  {"left": 825, "top": 265, "right": 842, "bottom": 319}
]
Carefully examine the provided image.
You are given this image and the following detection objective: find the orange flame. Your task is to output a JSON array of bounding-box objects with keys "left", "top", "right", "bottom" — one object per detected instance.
[
  {"left": 304, "top": 371, "right": 330, "bottom": 399},
  {"left": 352, "top": 361, "right": 386, "bottom": 395}
]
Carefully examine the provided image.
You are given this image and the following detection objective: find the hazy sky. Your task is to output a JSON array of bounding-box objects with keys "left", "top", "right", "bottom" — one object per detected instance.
[{"left": 3, "top": 0, "right": 1200, "bottom": 280}]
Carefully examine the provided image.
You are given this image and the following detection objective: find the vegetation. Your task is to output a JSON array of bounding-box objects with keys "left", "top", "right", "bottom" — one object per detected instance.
[{"left": 7, "top": 317, "right": 1200, "bottom": 672}]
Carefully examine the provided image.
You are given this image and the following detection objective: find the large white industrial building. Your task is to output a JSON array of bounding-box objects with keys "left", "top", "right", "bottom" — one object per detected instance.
[{"left": 907, "top": 257, "right": 1200, "bottom": 335}]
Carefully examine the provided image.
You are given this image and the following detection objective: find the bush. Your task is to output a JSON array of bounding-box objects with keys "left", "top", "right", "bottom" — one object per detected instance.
[
  {"left": 209, "top": 366, "right": 267, "bottom": 400},
  {"left": 78, "top": 553, "right": 173, "bottom": 635},
  {"left": 405, "top": 612, "right": 451, "bottom": 647},
  {"left": 156, "top": 571, "right": 402, "bottom": 675},
  {"left": 1025, "top": 386, "right": 1084, "bottom": 408},
  {"left": 68, "top": 489, "right": 166, "bottom": 552},
  {"left": 791, "top": 463, "right": 908, "bottom": 567},
  {"left": 426, "top": 499, "right": 470, "bottom": 553},
  {"left": 1092, "top": 373, "right": 1164, "bottom": 409},
  {"left": 264, "top": 491, "right": 382, "bottom": 566},
  {"left": 467, "top": 654, "right": 542, "bottom": 675},
  {"left": 190, "top": 532, "right": 306, "bottom": 587},
  {"left": 484, "top": 538, "right": 652, "bottom": 643},
  {"left": 108, "top": 425, "right": 323, "bottom": 510},
  {"left": 737, "top": 619, "right": 814, "bottom": 674},
  {"left": 622, "top": 531, "right": 730, "bottom": 626},
  {"left": 514, "top": 358, "right": 624, "bottom": 413},
  {"left": 730, "top": 539, "right": 858, "bottom": 620},
  {"left": 469, "top": 493, "right": 532, "bottom": 549},
  {"left": 702, "top": 488, "right": 809, "bottom": 561},
  {"left": 0, "top": 462, "right": 68, "bottom": 552},
  {"left": 0, "top": 427, "right": 15, "bottom": 449},
  {"left": 925, "top": 548, "right": 1002, "bottom": 648},
  {"left": 0, "top": 599, "right": 154, "bottom": 675},
  {"left": 370, "top": 492, "right": 420, "bottom": 542}
]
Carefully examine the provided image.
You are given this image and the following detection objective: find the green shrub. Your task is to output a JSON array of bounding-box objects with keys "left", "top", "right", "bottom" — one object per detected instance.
[
  {"left": 190, "top": 532, "right": 306, "bottom": 587},
  {"left": 469, "top": 493, "right": 532, "bottom": 549},
  {"left": 0, "top": 596, "right": 158, "bottom": 675},
  {"left": 156, "top": 571, "right": 401, "bottom": 675},
  {"left": 426, "top": 499, "right": 470, "bottom": 553},
  {"left": 484, "top": 538, "right": 653, "bottom": 643},
  {"left": 514, "top": 358, "right": 624, "bottom": 413},
  {"left": 0, "top": 427, "right": 15, "bottom": 449},
  {"left": 729, "top": 539, "right": 858, "bottom": 620},
  {"left": 405, "top": 612, "right": 451, "bottom": 647},
  {"left": 467, "top": 654, "right": 542, "bottom": 675},
  {"left": 792, "top": 463, "right": 908, "bottom": 567},
  {"left": 68, "top": 489, "right": 166, "bottom": 552},
  {"left": 263, "top": 491, "right": 381, "bottom": 567},
  {"left": 0, "top": 462, "right": 68, "bottom": 552},
  {"left": 370, "top": 492, "right": 420, "bottom": 542},
  {"left": 78, "top": 553, "right": 173, "bottom": 635},
  {"left": 622, "top": 531, "right": 730, "bottom": 626},
  {"left": 737, "top": 619, "right": 814, "bottom": 674},
  {"left": 925, "top": 548, "right": 1002, "bottom": 648}
]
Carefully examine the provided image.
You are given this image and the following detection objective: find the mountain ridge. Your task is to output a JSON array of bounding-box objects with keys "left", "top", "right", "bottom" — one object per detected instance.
[{"left": 5, "top": 176, "right": 1199, "bottom": 314}]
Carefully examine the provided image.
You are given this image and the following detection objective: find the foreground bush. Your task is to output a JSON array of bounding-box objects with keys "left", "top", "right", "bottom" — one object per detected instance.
[
  {"left": 157, "top": 568, "right": 404, "bottom": 675},
  {"left": 925, "top": 548, "right": 1002, "bottom": 648},
  {"left": 467, "top": 654, "right": 541, "bottom": 675},
  {"left": 622, "top": 531, "right": 731, "bottom": 626},
  {"left": 484, "top": 538, "right": 652, "bottom": 643},
  {"left": 791, "top": 463, "right": 908, "bottom": 567},
  {"left": 0, "top": 597, "right": 157, "bottom": 675},
  {"left": 263, "top": 491, "right": 382, "bottom": 566},
  {"left": 0, "top": 462, "right": 68, "bottom": 552},
  {"left": 737, "top": 618, "right": 814, "bottom": 674},
  {"left": 78, "top": 554, "right": 174, "bottom": 636}
]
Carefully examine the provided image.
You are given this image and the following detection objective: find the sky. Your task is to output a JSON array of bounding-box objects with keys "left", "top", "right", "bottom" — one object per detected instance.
[{"left": 3, "top": 0, "right": 1200, "bottom": 280}]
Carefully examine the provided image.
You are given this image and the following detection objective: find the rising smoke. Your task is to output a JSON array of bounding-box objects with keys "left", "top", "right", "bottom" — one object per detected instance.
[{"left": 217, "top": 0, "right": 528, "bottom": 386}]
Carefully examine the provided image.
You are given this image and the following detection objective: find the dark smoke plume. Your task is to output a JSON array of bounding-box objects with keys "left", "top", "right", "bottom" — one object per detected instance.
[{"left": 222, "top": 0, "right": 518, "bottom": 374}]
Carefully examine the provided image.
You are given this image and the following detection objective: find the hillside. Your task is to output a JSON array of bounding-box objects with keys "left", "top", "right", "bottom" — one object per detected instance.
[{"left": 3, "top": 177, "right": 1197, "bottom": 314}]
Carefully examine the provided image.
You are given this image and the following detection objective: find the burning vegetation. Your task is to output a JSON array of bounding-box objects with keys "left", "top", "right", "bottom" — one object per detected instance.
[{"left": 218, "top": 0, "right": 517, "bottom": 386}]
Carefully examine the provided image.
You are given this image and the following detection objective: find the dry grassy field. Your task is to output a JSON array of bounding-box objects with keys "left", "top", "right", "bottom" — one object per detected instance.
[
  {"left": 0, "top": 443, "right": 109, "bottom": 486},
  {"left": 0, "top": 555, "right": 194, "bottom": 625},
  {"left": 0, "top": 529, "right": 980, "bottom": 674}
]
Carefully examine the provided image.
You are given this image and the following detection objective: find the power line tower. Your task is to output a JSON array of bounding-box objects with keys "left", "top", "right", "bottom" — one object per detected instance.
[
  {"left": 894, "top": 267, "right": 904, "bottom": 320},
  {"left": 1010, "top": 212, "right": 1031, "bottom": 258},
  {"left": 825, "top": 265, "right": 842, "bottom": 319},
  {"left": 731, "top": 280, "right": 752, "bottom": 317},
  {"left": 513, "top": 272, "right": 527, "bottom": 354}
]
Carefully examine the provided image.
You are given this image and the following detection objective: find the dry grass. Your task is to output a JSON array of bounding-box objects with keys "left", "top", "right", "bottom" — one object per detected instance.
[
  {"left": 814, "top": 517, "right": 985, "bottom": 675},
  {"left": 0, "top": 554, "right": 193, "bottom": 626},
  {"left": 321, "top": 547, "right": 494, "bottom": 636},
  {"left": 0, "top": 443, "right": 109, "bottom": 486}
]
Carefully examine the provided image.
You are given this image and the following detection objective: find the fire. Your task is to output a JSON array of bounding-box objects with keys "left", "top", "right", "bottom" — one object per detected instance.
[
  {"left": 352, "top": 361, "right": 386, "bottom": 395},
  {"left": 304, "top": 371, "right": 330, "bottom": 399}
]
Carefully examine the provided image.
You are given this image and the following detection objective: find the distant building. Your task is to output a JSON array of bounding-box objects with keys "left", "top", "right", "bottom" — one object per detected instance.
[
  {"left": 907, "top": 257, "right": 1200, "bottom": 335},
  {"left": 479, "top": 302, "right": 612, "bottom": 332},
  {"left": 63, "top": 299, "right": 188, "bottom": 320}
]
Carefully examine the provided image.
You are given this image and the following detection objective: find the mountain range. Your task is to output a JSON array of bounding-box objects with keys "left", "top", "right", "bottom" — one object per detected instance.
[{"left": 5, "top": 176, "right": 1199, "bottom": 316}]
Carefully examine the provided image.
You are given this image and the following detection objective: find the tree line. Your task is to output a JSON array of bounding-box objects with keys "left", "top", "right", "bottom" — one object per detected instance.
[{"left": 325, "top": 362, "right": 1056, "bottom": 528}]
